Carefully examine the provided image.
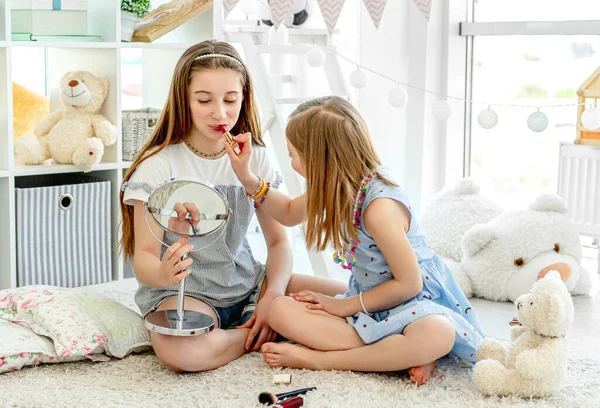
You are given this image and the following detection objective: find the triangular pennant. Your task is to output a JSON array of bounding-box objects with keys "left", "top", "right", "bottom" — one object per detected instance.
[
  {"left": 317, "top": 0, "right": 346, "bottom": 34},
  {"left": 269, "top": 0, "right": 295, "bottom": 28},
  {"left": 362, "top": 0, "right": 387, "bottom": 29},
  {"left": 223, "top": 0, "right": 242, "bottom": 18},
  {"left": 412, "top": 0, "right": 432, "bottom": 20}
]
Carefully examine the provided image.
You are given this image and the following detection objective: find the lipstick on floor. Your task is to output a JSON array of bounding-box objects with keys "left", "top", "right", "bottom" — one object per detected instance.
[{"left": 272, "top": 396, "right": 304, "bottom": 408}]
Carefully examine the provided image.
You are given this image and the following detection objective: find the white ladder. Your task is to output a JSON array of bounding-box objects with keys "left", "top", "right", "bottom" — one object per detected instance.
[{"left": 224, "top": 23, "right": 349, "bottom": 278}]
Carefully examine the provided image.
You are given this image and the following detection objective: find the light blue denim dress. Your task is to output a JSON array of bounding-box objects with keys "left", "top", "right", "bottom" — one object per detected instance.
[{"left": 339, "top": 170, "right": 484, "bottom": 363}]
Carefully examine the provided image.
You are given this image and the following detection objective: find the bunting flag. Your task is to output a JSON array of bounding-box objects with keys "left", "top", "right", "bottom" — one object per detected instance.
[
  {"left": 223, "top": 0, "right": 242, "bottom": 17},
  {"left": 412, "top": 0, "right": 432, "bottom": 20},
  {"left": 269, "top": 0, "right": 295, "bottom": 28},
  {"left": 317, "top": 0, "right": 346, "bottom": 34},
  {"left": 362, "top": 0, "right": 387, "bottom": 29}
]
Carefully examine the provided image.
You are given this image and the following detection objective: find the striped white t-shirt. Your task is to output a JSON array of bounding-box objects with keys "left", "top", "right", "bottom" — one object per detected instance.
[{"left": 123, "top": 142, "right": 282, "bottom": 316}]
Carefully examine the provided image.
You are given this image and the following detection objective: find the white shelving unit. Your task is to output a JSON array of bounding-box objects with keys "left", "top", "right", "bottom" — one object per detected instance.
[{"left": 0, "top": 0, "right": 220, "bottom": 290}]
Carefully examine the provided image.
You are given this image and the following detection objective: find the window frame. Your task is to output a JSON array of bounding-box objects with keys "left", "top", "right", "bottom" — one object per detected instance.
[{"left": 456, "top": 2, "right": 600, "bottom": 177}]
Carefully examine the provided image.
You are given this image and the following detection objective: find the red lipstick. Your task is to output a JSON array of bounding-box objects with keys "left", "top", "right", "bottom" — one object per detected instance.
[
  {"left": 273, "top": 396, "right": 304, "bottom": 408},
  {"left": 216, "top": 124, "right": 241, "bottom": 155}
]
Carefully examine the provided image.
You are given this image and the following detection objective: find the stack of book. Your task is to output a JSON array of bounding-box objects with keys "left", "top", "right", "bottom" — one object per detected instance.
[{"left": 11, "top": 0, "right": 91, "bottom": 40}]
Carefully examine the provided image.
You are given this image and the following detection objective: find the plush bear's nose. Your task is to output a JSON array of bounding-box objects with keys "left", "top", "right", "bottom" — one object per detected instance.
[
  {"left": 538, "top": 263, "right": 571, "bottom": 281},
  {"left": 68, "top": 80, "right": 79, "bottom": 87}
]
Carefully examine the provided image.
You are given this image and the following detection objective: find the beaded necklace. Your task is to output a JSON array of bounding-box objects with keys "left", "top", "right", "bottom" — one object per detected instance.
[
  {"left": 332, "top": 173, "right": 373, "bottom": 271},
  {"left": 184, "top": 139, "right": 226, "bottom": 158}
]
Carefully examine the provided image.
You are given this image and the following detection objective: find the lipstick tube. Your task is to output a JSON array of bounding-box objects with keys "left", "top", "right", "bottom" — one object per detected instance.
[
  {"left": 217, "top": 125, "right": 241, "bottom": 155},
  {"left": 273, "top": 396, "right": 304, "bottom": 408}
]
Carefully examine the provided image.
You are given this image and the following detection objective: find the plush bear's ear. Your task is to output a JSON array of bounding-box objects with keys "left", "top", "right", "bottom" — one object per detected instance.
[
  {"left": 99, "top": 76, "right": 109, "bottom": 93},
  {"left": 94, "top": 75, "right": 109, "bottom": 100},
  {"left": 462, "top": 224, "right": 496, "bottom": 257},
  {"left": 544, "top": 270, "right": 562, "bottom": 282},
  {"left": 531, "top": 194, "right": 568, "bottom": 214},
  {"left": 545, "top": 293, "right": 566, "bottom": 326},
  {"left": 60, "top": 71, "right": 73, "bottom": 84},
  {"left": 452, "top": 178, "right": 481, "bottom": 195}
]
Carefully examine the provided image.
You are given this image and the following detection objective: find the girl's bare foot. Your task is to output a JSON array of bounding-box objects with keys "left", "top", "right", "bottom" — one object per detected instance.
[
  {"left": 407, "top": 360, "right": 437, "bottom": 385},
  {"left": 261, "top": 342, "right": 321, "bottom": 369}
]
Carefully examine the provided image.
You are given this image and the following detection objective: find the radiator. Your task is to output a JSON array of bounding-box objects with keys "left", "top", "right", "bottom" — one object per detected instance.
[{"left": 557, "top": 142, "right": 600, "bottom": 238}]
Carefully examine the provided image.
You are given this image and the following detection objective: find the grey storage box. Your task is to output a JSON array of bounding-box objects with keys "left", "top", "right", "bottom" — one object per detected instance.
[{"left": 15, "top": 174, "right": 111, "bottom": 287}]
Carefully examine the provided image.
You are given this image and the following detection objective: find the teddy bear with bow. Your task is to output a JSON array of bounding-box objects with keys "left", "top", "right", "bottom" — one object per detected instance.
[{"left": 473, "top": 270, "right": 574, "bottom": 397}]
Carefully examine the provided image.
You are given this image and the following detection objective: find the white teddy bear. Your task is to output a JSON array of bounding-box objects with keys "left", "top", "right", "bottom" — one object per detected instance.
[
  {"left": 460, "top": 194, "right": 592, "bottom": 302},
  {"left": 473, "top": 271, "right": 574, "bottom": 397},
  {"left": 420, "top": 178, "right": 503, "bottom": 292},
  {"left": 14, "top": 71, "right": 116, "bottom": 172}
]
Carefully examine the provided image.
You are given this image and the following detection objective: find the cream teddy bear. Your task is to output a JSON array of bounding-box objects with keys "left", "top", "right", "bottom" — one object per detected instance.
[
  {"left": 473, "top": 270, "right": 574, "bottom": 397},
  {"left": 14, "top": 71, "right": 116, "bottom": 172}
]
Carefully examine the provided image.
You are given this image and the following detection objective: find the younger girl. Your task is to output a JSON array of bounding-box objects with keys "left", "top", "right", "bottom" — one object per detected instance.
[
  {"left": 120, "top": 42, "right": 346, "bottom": 372},
  {"left": 225, "top": 95, "right": 484, "bottom": 384}
]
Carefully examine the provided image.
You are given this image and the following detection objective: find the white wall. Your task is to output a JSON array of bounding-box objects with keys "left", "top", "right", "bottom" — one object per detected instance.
[{"left": 332, "top": 0, "right": 464, "bottom": 214}]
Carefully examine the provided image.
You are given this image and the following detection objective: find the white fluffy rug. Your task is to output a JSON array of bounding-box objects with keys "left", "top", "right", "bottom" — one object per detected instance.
[
  {"left": 2, "top": 288, "right": 599, "bottom": 408},
  {"left": 1, "top": 350, "right": 598, "bottom": 408}
]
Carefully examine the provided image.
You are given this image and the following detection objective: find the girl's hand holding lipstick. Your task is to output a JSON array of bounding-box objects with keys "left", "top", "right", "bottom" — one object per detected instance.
[{"left": 224, "top": 131, "right": 253, "bottom": 180}]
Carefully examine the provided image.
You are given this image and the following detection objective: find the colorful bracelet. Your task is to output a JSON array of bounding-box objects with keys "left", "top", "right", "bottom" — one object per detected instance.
[
  {"left": 251, "top": 179, "right": 268, "bottom": 201},
  {"left": 247, "top": 176, "right": 263, "bottom": 198},
  {"left": 253, "top": 182, "right": 270, "bottom": 208}
]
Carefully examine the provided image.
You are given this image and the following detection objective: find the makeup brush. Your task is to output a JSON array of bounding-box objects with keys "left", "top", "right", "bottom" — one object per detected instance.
[{"left": 258, "top": 387, "right": 316, "bottom": 405}]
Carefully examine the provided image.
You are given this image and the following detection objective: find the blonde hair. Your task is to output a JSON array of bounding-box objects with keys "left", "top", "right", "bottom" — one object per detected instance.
[
  {"left": 286, "top": 96, "right": 395, "bottom": 252},
  {"left": 120, "top": 40, "right": 264, "bottom": 259}
]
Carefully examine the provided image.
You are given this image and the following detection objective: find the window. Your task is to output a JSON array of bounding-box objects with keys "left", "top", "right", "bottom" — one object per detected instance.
[
  {"left": 12, "top": 48, "right": 47, "bottom": 97},
  {"left": 474, "top": 0, "right": 600, "bottom": 22},
  {"left": 464, "top": 1, "right": 600, "bottom": 209}
]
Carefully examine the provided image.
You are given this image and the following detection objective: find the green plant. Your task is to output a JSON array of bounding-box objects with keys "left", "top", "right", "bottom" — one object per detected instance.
[
  {"left": 516, "top": 84, "right": 548, "bottom": 99},
  {"left": 555, "top": 88, "right": 576, "bottom": 98},
  {"left": 523, "top": 53, "right": 541, "bottom": 62},
  {"left": 121, "top": 0, "right": 151, "bottom": 19}
]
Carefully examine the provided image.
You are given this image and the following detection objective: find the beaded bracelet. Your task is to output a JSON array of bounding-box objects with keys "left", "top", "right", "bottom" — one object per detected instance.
[
  {"left": 254, "top": 182, "right": 270, "bottom": 208},
  {"left": 359, "top": 291, "right": 372, "bottom": 316},
  {"left": 247, "top": 176, "right": 263, "bottom": 198}
]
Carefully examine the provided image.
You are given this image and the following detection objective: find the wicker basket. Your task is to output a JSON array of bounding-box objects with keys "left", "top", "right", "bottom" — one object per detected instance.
[{"left": 122, "top": 108, "right": 161, "bottom": 161}]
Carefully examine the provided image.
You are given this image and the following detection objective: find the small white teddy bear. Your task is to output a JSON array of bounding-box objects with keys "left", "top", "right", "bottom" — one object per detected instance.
[
  {"left": 473, "top": 270, "right": 574, "bottom": 397},
  {"left": 14, "top": 71, "right": 116, "bottom": 172}
]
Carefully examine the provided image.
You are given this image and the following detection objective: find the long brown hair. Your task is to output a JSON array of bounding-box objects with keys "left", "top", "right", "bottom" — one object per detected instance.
[
  {"left": 286, "top": 96, "right": 395, "bottom": 252},
  {"left": 120, "top": 40, "right": 264, "bottom": 259}
]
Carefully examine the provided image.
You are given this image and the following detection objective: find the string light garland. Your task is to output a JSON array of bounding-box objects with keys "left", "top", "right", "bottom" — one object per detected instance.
[{"left": 305, "top": 46, "right": 598, "bottom": 132}]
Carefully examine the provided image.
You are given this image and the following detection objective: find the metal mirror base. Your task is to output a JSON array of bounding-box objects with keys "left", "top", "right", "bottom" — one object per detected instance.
[{"left": 144, "top": 310, "right": 216, "bottom": 336}]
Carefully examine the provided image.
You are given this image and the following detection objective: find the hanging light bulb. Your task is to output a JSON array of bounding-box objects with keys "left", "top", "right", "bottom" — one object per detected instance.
[
  {"left": 432, "top": 100, "right": 452, "bottom": 121},
  {"left": 349, "top": 68, "right": 368, "bottom": 89},
  {"left": 305, "top": 47, "right": 326, "bottom": 68},
  {"left": 388, "top": 86, "right": 408, "bottom": 107},
  {"left": 527, "top": 110, "right": 548, "bottom": 132},
  {"left": 478, "top": 107, "right": 498, "bottom": 129},
  {"left": 239, "top": 0, "right": 257, "bottom": 16},
  {"left": 581, "top": 108, "right": 600, "bottom": 130}
]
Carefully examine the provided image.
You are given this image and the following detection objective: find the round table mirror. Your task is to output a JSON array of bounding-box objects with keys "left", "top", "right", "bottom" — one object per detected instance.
[{"left": 143, "top": 179, "right": 230, "bottom": 336}]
